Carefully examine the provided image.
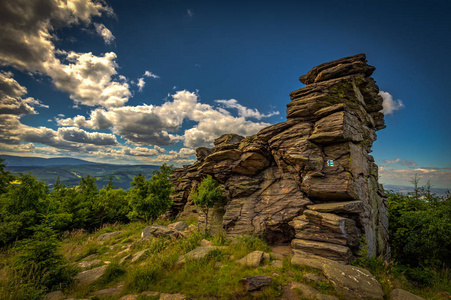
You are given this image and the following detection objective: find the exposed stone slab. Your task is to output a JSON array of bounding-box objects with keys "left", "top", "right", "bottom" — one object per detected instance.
[
  {"left": 291, "top": 239, "right": 352, "bottom": 263},
  {"left": 167, "top": 221, "right": 188, "bottom": 231},
  {"left": 307, "top": 201, "right": 363, "bottom": 213},
  {"left": 75, "top": 265, "right": 108, "bottom": 285},
  {"left": 390, "top": 289, "right": 425, "bottom": 300},
  {"left": 291, "top": 252, "right": 384, "bottom": 300}
]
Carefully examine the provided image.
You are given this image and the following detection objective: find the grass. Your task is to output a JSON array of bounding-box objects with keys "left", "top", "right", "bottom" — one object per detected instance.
[{"left": 2, "top": 219, "right": 450, "bottom": 299}]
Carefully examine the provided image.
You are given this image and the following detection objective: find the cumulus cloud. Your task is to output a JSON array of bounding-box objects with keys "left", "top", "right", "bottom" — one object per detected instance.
[
  {"left": 137, "top": 70, "right": 159, "bottom": 92},
  {"left": 216, "top": 99, "right": 279, "bottom": 120},
  {"left": 123, "top": 146, "right": 165, "bottom": 156},
  {"left": 0, "top": 71, "right": 48, "bottom": 116},
  {"left": 400, "top": 159, "right": 416, "bottom": 166},
  {"left": 94, "top": 23, "right": 115, "bottom": 45},
  {"left": 49, "top": 51, "right": 131, "bottom": 107},
  {"left": 58, "top": 90, "right": 272, "bottom": 148},
  {"left": 383, "top": 158, "right": 400, "bottom": 164},
  {"left": 379, "top": 91, "right": 404, "bottom": 115},
  {"left": 379, "top": 166, "right": 451, "bottom": 189},
  {"left": 137, "top": 78, "right": 146, "bottom": 92},
  {"left": 0, "top": 0, "right": 129, "bottom": 108}
]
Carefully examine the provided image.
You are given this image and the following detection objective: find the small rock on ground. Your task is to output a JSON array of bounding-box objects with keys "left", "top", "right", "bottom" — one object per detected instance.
[
  {"left": 131, "top": 248, "right": 149, "bottom": 263},
  {"left": 240, "top": 276, "right": 273, "bottom": 292},
  {"left": 78, "top": 259, "right": 101, "bottom": 269},
  {"left": 93, "top": 287, "right": 122, "bottom": 296},
  {"left": 119, "top": 295, "right": 138, "bottom": 300},
  {"left": 159, "top": 293, "right": 186, "bottom": 300},
  {"left": 390, "top": 288, "right": 425, "bottom": 300},
  {"left": 97, "top": 231, "right": 123, "bottom": 241},
  {"left": 271, "top": 260, "right": 283, "bottom": 268},
  {"left": 44, "top": 290, "right": 63, "bottom": 300},
  {"left": 200, "top": 239, "right": 212, "bottom": 247},
  {"left": 176, "top": 246, "right": 219, "bottom": 264},
  {"left": 237, "top": 250, "right": 264, "bottom": 267},
  {"left": 75, "top": 265, "right": 108, "bottom": 284}
]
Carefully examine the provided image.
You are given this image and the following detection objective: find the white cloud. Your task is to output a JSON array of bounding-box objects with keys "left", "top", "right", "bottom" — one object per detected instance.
[
  {"left": 379, "top": 166, "right": 451, "bottom": 189},
  {"left": 123, "top": 146, "right": 165, "bottom": 157},
  {"left": 379, "top": 91, "right": 404, "bottom": 115},
  {"left": 144, "top": 71, "right": 159, "bottom": 79},
  {"left": 216, "top": 99, "right": 279, "bottom": 120},
  {"left": 0, "top": 0, "right": 130, "bottom": 108},
  {"left": 383, "top": 158, "right": 400, "bottom": 164},
  {"left": 137, "top": 71, "right": 159, "bottom": 92},
  {"left": 49, "top": 51, "right": 131, "bottom": 107},
  {"left": 58, "top": 90, "right": 272, "bottom": 148},
  {"left": 94, "top": 23, "right": 115, "bottom": 45},
  {"left": 187, "top": 9, "right": 193, "bottom": 17},
  {"left": 0, "top": 71, "right": 48, "bottom": 116},
  {"left": 137, "top": 78, "right": 146, "bottom": 92}
]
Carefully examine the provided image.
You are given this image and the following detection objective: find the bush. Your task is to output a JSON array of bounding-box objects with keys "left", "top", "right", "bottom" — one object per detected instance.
[
  {"left": 13, "top": 224, "right": 76, "bottom": 291},
  {"left": 127, "top": 164, "right": 174, "bottom": 224},
  {"left": 191, "top": 175, "right": 226, "bottom": 232},
  {"left": 387, "top": 189, "right": 451, "bottom": 269}
]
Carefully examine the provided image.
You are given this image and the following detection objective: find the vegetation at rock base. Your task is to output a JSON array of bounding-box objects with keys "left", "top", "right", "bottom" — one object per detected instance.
[{"left": 190, "top": 175, "right": 226, "bottom": 231}]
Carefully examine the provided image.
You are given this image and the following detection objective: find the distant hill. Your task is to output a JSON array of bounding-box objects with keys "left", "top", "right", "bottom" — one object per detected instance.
[
  {"left": 2, "top": 155, "right": 160, "bottom": 190},
  {"left": 383, "top": 184, "right": 449, "bottom": 197},
  {"left": 0, "top": 154, "right": 100, "bottom": 166}
]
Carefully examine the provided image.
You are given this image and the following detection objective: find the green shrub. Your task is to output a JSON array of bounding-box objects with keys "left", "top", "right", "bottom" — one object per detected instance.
[
  {"left": 13, "top": 224, "right": 76, "bottom": 291},
  {"left": 387, "top": 189, "right": 451, "bottom": 269},
  {"left": 127, "top": 164, "right": 174, "bottom": 224}
]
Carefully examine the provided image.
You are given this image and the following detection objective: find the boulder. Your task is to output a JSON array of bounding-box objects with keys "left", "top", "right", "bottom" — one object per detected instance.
[
  {"left": 168, "top": 221, "right": 188, "bottom": 231},
  {"left": 390, "top": 289, "right": 425, "bottom": 300},
  {"left": 291, "top": 252, "right": 384, "bottom": 300},
  {"left": 176, "top": 246, "right": 220, "bottom": 264},
  {"left": 237, "top": 251, "right": 264, "bottom": 267},
  {"left": 142, "top": 225, "right": 180, "bottom": 239},
  {"left": 97, "top": 231, "right": 123, "bottom": 241},
  {"left": 240, "top": 276, "right": 273, "bottom": 292},
  {"left": 75, "top": 265, "right": 108, "bottom": 285}
]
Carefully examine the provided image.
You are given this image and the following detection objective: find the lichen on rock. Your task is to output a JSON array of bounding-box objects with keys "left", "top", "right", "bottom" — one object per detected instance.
[{"left": 170, "top": 54, "right": 389, "bottom": 262}]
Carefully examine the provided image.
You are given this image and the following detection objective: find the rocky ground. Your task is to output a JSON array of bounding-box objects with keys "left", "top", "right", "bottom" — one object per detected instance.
[{"left": 42, "top": 220, "right": 425, "bottom": 300}]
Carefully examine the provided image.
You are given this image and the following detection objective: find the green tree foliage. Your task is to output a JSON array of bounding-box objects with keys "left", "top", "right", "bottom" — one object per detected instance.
[
  {"left": 127, "top": 164, "right": 174, "bottom": 224},
  {"left": 14, "top": 223, "right": 75, "bottom": 291},
  {"left": 191, "top": 175, "right": 226, "bottom": 231},
  {"left": 94, "top": 186, "right": 129, "bottom": 227},
  {"left": 0, "top": 158, "right": 14, "bottom": 195},
  {"left": 0, "top": 173, "right": 48, "bottom": 246},
  {"left": 387, "top": 185, "right": 451, "bottom": 283}
]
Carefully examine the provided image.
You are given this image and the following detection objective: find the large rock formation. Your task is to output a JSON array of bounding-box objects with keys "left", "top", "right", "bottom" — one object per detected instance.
[{"left": 171, "top": 54, "right": 389, "bottom": 262}]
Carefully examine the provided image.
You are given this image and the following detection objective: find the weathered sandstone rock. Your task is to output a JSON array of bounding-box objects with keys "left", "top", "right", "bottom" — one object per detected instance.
[{"left": 171, "top": 54, "right": 389, "bottom": 262}]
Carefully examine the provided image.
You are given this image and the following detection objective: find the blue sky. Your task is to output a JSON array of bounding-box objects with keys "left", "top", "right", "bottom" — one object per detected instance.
[{"left": 0, "top": 0, "right": 450, "bottom": 188}]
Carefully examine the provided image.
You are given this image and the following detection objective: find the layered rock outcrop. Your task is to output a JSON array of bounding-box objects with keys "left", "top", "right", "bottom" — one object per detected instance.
[{"left": 171, "top": 54, "right": 389, "bottom": 262}]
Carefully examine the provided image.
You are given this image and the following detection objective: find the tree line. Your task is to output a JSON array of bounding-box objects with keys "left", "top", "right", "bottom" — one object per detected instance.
[{"left": 0, "top": 159, "right": 174, "bottom": 248}]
